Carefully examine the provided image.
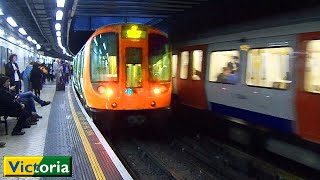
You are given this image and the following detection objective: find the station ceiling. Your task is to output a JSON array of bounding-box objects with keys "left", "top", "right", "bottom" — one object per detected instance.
[{"left": 1, "top": 0, "right": 320, "bottom": 58}]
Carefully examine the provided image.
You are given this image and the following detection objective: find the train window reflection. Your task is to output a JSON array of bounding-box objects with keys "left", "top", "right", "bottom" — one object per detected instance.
[
  {"left": 90, "top": 33, "right": 118, "bottom": 82},
  {"left": 246, "top": 47, "right": 292, "bottom": 89},
  {"left": 209, "top": 50, "right": 240, "bottom": 84},
  {"left": 180, "top": 51, "right": 189, "bottom": 79},
  {"left": 192, "top": 50, "right": 203, "bottom": 80},
  {"left": 149, "top": 34, "right": 171, "bottom": 82},
  {"left": 305, "top": 40, "right": 320, "bottom": 94},
  {"left": 126, "top": 47, "right": 142, "bottom": 88}
]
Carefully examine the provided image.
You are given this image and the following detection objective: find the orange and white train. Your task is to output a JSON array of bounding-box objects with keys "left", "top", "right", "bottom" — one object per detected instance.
[{"left": 73, "top": 24, "right": 172, "bottom": 128}]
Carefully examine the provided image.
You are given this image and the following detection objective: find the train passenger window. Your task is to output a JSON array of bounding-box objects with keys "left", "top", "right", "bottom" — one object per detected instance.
[
  {"left": 149, "top": 34, "right": 171, "bottom": 81},
  {"left": 246, "top": 47, "right": 292, "bottom": 89},
  {"left": 192, "top": 50, "right": 203, "bottom": 80},
  {"left": 172, "top": 55, "right": 177, "bottom": 77},
  {"left": 180, "top": 51, "right": 189, "bottom": 79},
  {"left": 126, "top": 47, "right": 142, "bottom": 88},
  {"left": 304, "top": 40, "right": 320, "bottom": 94},
  {"left": 209, "top": 50, "right": 240, "bottom": 84},
  {"left": 90, "top": 33, "right": 119, "bottom": 82}
]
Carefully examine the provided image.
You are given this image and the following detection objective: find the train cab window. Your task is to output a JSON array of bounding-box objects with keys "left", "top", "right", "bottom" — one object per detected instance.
[
  {"left": 180, "top": 51, "right": 189, "bottom": 79},
  {"left": 209, "top": 50, "right": 240, "bottom": 84},
  {"left": 192, "top": 50, "right": 203, "bottom": 80},
  {"left": 149, "top": 34, "right": 171, "bottom": 81},
  {"left": 246, "top": 47, "right": 292, "bottom": 89},
  {"left": 90, "top": 33, "right": 119, "bottom": 82},
  {"left": 126, "top": 47, "right": 142, "bottom": 88},
  {"left": 304, "top": 40, "right": 320, "bottom": 93},
  {"left": 172, "top": 55, "right": 178, "bottom": 77}
]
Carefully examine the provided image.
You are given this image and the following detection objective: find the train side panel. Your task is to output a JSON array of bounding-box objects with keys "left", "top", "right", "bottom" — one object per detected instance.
[{"left": 205, "top": 35, "right": 297, "bottom": 133}]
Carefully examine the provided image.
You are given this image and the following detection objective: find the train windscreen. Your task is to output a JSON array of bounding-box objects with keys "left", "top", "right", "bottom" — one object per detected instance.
[
  {"left": 149, "top": 34, "right": 171, "bottom": 82},
  {"left": 90, "top": 33, "right": 119, "bottom": 82}
]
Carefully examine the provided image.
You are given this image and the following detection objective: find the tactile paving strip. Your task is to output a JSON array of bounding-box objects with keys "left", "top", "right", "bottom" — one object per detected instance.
[{"left": 42, "top": 90, "right": 95, "bottom": 180}]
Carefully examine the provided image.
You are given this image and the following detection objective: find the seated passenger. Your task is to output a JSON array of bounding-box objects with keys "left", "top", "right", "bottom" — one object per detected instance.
[
  {"left": 227, "top": 69, "right": 239, "bottom": 84},
  {"left": 217, "top": 67, "right": 231, "bottom": 83},
  {"left": 0, "top": 75, "right": 35, "bottom": 135},
  {"left": 8, "top": 83, "right": 50, "bottom": 118},
  {"left": 16, "top": 91, "right": 51, "bottom": 118},
  {"left": 192, "top": 70, "right": 201, "bottom": 80}
]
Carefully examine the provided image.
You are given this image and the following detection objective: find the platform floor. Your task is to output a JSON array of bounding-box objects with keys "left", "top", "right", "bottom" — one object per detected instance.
[{"left": 0, "top": 82, "right": 131, "bottom": 180}]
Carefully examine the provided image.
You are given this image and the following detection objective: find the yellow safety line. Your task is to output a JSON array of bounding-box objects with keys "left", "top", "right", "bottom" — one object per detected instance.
[{"left": 67, "top": 87, "right": 106, "bottom": 180}]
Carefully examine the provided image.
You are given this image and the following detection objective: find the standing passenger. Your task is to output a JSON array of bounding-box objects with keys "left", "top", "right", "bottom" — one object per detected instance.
[
  {"left": 30, "top": 63, "right": 43, "bottom": 97},
  {"left": 22, "top": 62, "right": 34, "bottom": 92},
  {"left": 5, "top": 54, "right": 22, "bottom": 94}
]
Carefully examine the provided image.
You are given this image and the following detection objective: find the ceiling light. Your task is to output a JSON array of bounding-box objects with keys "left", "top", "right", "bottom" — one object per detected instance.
[
  {"left": 8, "top": 36, "right": 15, "bottom": 43},
  {"left": 55, "top": 23, "right": 61, "bottom": 31},
  {"left": 0, "top": 29, "right": 4, "bottom": 36},
  {"left": 27, "top": 36, "right": 32, "bottom": 41},
  {"left": 57, "top": 36, "right": 61, "bottom": 42},
  {"left": 56, "top": 10, "right": 63, "bottom": 20},
  {"left": 57, "top": 0, "right": 65, "bottom": 8},
  {"left": 36, "top": 44, "right": 41, "bottom": 50},
  {"left": 18, "top": 28, "right": 27, "bottom": 35},
  {"left": 32, "top": 39, "right": 37, "bottom": 44},
  {"left": 6, "top": 17, "right": 18, "bottom": 27},
  {"left": 56, "top": 31, "right": 61, "bottom": 37},
  {"left": 0, "top": 9, "right": 4, "bottom": 15}
]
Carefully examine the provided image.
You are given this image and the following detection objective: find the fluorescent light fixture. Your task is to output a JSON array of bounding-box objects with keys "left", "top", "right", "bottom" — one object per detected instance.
[
  {"left": 6, "top": 17, "right": 18, "bottom": 27},
  {"left": 0, "top": 8, "right": 4, "bottom": 15},
  {"left": 56, "top": 10, "right": 63, "bottom": 20},
  {"left": 57, "top": 0, "right": 65, "bottom": 7},
  {"left": 32, "top": 39, "right": 37, "bottom": 44},
  {"left": 57, "top": 36, "right": 61, "bottom": 42},
  {"left": 27, "top": 36, "right": 32, "bottom": 41},
  {"left": 0, "top": 29, "right": 4, "bottom": 36},
  {"left": 36, "top": 44, "right": 41, "bottom": 50},
  {"left": 55, "top": 23, "right": 61, "bottom": 31},
  {"left": 56, "top": 31, "right": 61, "bottom": 37},
  {"left": 8, "top": 36, "right": 15, "bottom": 43},
  {"left": 103, "top": 43, "right": 106, "bottom": 50},
  {"left": 18, "top": 28, "right": 27, "bottom": 35}
]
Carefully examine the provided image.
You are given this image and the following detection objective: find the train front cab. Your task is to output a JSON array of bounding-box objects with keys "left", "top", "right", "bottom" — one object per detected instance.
[
  {"left": 297, "top": 32, "right": 320, "bottom": 143},
  {"left": 81, "top": 25, "right": 172, "bottom": 129}
]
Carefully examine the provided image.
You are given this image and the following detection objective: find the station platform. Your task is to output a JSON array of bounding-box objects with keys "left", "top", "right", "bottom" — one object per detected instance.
[{"left": 0, "top": 82, "right": 132, "bottom": 180}]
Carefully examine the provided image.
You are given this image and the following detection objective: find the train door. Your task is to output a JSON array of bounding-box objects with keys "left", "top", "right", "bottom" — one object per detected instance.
[
  {"left": 177, "top": 45, "right": 208, "bottom": 109},
  {"left": 296, "top": 32, "right": 320, "bottom": 143},
  {"left": 122, "top": 38, "right": 148, "bottom": 109}
]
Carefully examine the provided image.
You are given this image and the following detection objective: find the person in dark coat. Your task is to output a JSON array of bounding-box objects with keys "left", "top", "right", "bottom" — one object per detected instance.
[
  {"left": 0, "top": 75, "right": 31, "bottom": 135},
  {"left": 30, "top": 63, "right": 43, "bottom": 97},
  {"left": 5, "top": 54, "right": 22, "bottom": 94}
]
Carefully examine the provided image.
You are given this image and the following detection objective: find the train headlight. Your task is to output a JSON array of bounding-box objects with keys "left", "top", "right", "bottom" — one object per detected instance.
[
  {"left": 106, "top": 88, "right": 113, "bottom": 96},
  {"left": 153, "top": 88, "right": 161, "bottom": 95},
  {"left": 97, "top": 86, "right": 105, "bottom": 94},
  {"left": 151, "top": 101, "right": 156, "bottom": 107}
]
